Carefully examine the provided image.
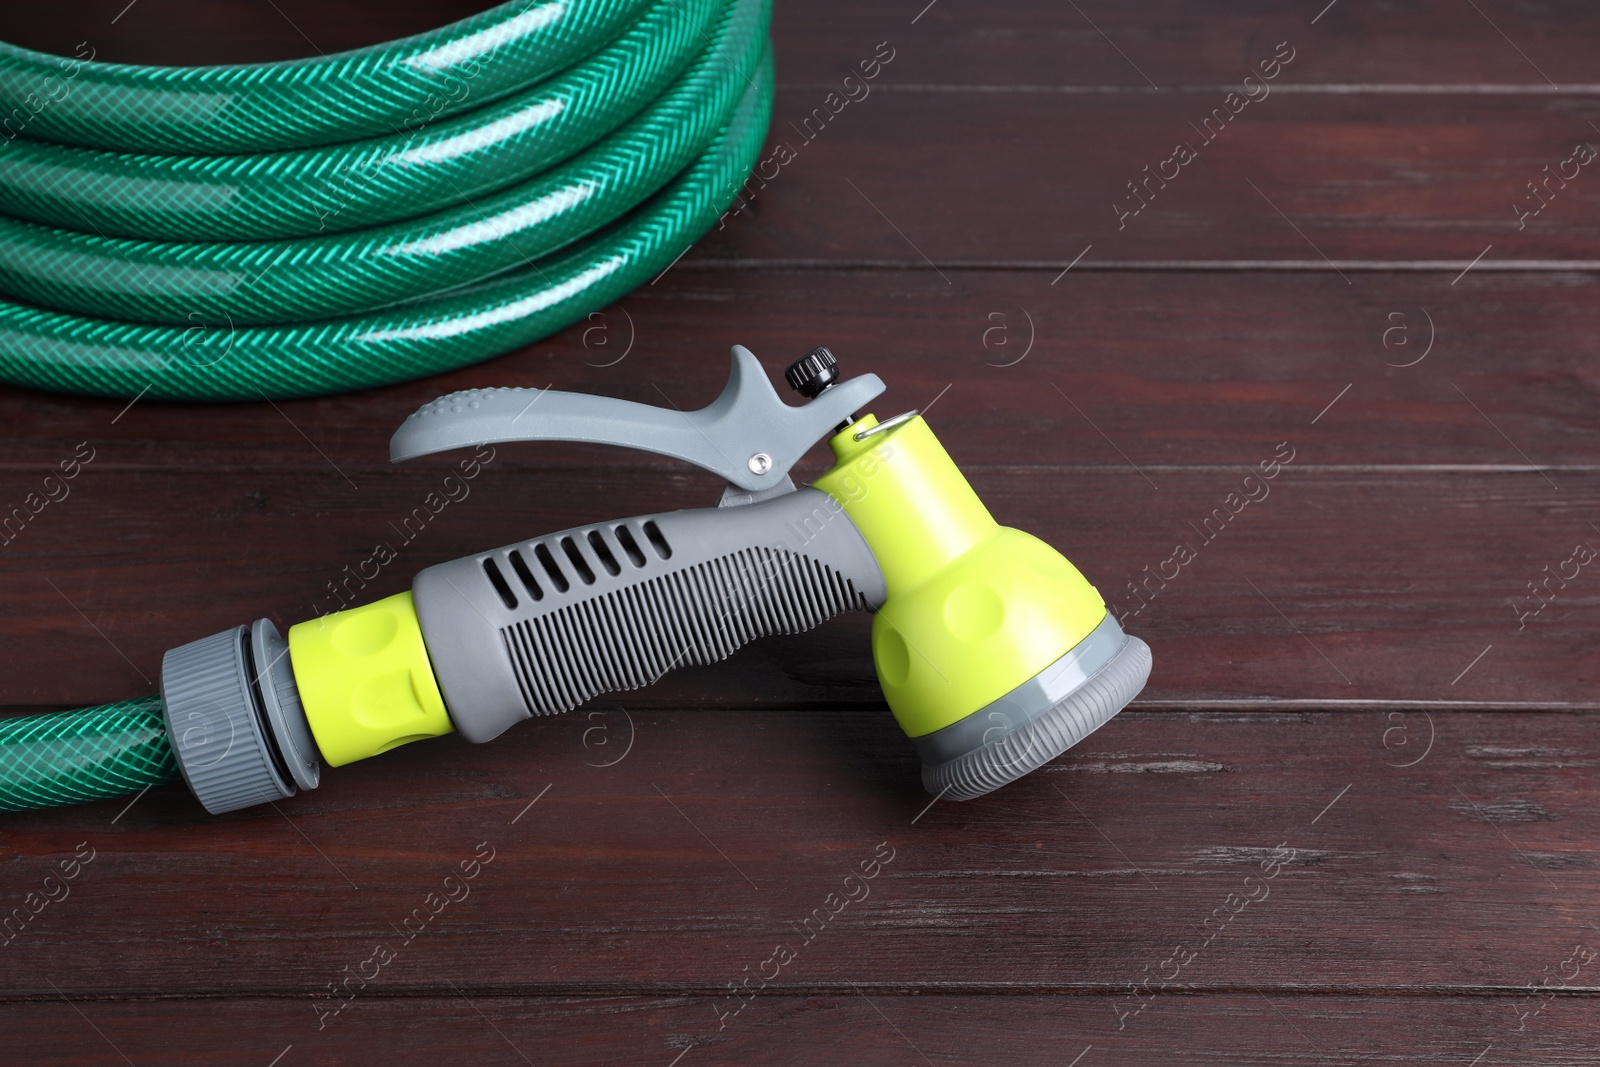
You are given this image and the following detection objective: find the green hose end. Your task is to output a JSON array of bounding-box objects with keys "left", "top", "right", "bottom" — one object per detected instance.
[{"left": 0, "top": 697, "right": 178, "bottom": 812}]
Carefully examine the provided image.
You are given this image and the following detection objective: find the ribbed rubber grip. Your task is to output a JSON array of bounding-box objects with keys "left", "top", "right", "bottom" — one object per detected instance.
[
  {"left": 503, "top": 546, "right": 870, "bottom": 715},
  {"left": 414, "top": 488, "right": 888, "bottom": 744}
]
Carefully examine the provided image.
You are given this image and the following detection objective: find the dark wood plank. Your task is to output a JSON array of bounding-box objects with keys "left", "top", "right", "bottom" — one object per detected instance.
[
  {"left": 780, "top": 0, "right": 1600, "bottom": 90},
  {"left": 689, "top": 90, "right": 1600, "bottom": 264},
  {"left": 1, "top": 8, "right": 1596, "bottom": 265},
  {"left": 0, "top": 462, "right": 1592, "bottom": 709},
  {"left": 4, "top": 993, "right": 1598, "bottom": 1066},
  {"left": 3, "top": 0, "right": 1596, "bottom": 87},
  {"left": 2, "top": 709, "right": 1599, "bottom": 1000},
  {"left": 0, "top": 269, "right": 1593, "bottom": 470},
  {"left": 0, "top": 1, "right": 1593, "bottom": 1057}
]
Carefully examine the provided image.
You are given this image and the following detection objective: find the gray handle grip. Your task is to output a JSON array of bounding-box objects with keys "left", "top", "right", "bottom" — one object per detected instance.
[
  {"left": 412, "top": 488, "right": 887, "bottom": 743},
  {"left": 390, "top": 346, "right": 885, "bottom": 491}
]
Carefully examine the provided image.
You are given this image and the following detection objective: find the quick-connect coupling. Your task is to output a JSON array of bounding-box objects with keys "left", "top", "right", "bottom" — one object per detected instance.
[
  {"left": 160, "top": 619, "right": 321, "bottom": 814},
  {"left": 158, "top": 592, "right": 454, "bottom": 812},
  {"left": 286, "top": 591, "right": 454, "bottom": 768}
]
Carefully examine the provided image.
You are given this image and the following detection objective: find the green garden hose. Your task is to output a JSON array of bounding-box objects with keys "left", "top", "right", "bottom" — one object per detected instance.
[
  {"left": 0, "top": 0, "right": 719, "bottom": 241},
  {"left": 0, "top": 54, "right": 771, "bottom": 400},
  {"left": 0, "top": 0, "right": 775, "bottom": 809},
  {"left": 0, "top": 0, "right": 774, "bottom": 400},
  {"left": 0, "top": 0, "right": 762, "bottom": 326},
  {"left": 0, "top": 697, "right": 177, "bottom": 812},
  {"left": 0, "top": 0, "right": 655, "bottom": 153}
]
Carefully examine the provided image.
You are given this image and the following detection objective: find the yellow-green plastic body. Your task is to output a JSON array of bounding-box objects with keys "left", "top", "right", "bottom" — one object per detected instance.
[
  {"left": 813, "top": 414, "right": 1107, "bottom": 739},
  {"left": 287, "top": 591, "right": 454, "bottom": 767}
]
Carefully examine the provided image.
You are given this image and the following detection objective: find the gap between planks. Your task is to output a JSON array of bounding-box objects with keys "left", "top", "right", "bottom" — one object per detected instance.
[
  {"left": 7, "top": 464, "right": 1588, "bottom": 475},
  {"left": 2, "top": 984, "right": 1598, "bottom": 1006},
  {"left": 2, "top": 702, "right": 1597, "bottom": 717},
  {"left": 786, "top": 83, "right": 1600, "bottom": 96},
  {"left": 676, "top": 258, "right": 1600, "bottom": 273}
]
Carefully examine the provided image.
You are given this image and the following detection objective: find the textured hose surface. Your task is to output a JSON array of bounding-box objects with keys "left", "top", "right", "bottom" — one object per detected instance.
[
  {"left": 0, "top": 0, "right": 719, "bottom": 240},
  {"left": 0, "top": 0, "right": 764, "bottom": 326},
  {"left": 0, "top": 0, "right": 772, "bottom": 400},
  {"left": 0, "top": 0, "right": 655, "bottom": 153},
  {"left": 0, "top": 51, "right": 773, "bottom": 400},
  {"left": 0, "top": 697, "right": 178, "bottom": 812}
]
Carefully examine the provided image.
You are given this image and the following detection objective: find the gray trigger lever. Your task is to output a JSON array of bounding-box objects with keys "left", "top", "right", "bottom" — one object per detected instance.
[{"left": 387, "top": 345, "right": 886, "bottom": 494}]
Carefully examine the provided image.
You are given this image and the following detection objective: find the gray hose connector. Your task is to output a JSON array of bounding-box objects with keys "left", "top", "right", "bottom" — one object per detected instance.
[{"left": 159, "top": 620, "right": 321, "bottom": 814}]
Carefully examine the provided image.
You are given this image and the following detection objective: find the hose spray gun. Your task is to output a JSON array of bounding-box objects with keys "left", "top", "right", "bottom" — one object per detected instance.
[{"left": 146, "top": 347, "right": 1152, "bottom": 814}]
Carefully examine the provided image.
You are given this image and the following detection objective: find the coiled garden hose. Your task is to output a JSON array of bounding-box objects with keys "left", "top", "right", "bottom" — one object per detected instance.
[
  {"left": 0, "top": 697, "right": 177, "bottom": 812},
  {"left": 0, "top": 0, "right": 774, "bottom": 400},
  {"left": 0, "top": 0, "right": 719, "bottom": 241},
  {"left": 0, "top": 0, "right": 760, "bottom": 326},
  {"left": 0, "top": 0, "right": 655, "bottom": 153}
]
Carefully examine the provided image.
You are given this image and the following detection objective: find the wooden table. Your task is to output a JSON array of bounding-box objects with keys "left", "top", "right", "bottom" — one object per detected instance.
[{"left": 2, "top": 1, "right": 1597, "bottom": 1062}]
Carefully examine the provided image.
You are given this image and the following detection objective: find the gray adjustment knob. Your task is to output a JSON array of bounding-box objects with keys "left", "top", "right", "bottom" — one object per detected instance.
[{"left": 160, "top": 620, "right": 321, "bottom": 814}]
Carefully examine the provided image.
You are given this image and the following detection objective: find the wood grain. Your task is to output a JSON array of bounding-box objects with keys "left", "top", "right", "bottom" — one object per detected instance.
[
  {"left": 0, "top": 466, "right": 1592, "bottom": 709},
  {"left": 0, "top": 2, "right": 1594, "bottom": 1062},
  {"left": 2, "top": 710, "right": 1599, "bottom": 1000},
  {"left": 3, "top": 993, "right": 1598, "bottom": 1066},
  {"left": 1, "top": 7, "right": 1597, "bottom": 264},
  {"left": 2, "top": 0, "right": 1596, "bottom": 88},
  {"left": 0, "top": 270, "right": 1593, "bottom": 470},
  {"left": 689, "top": 90, "right": 1600, "bottom": 265}
]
